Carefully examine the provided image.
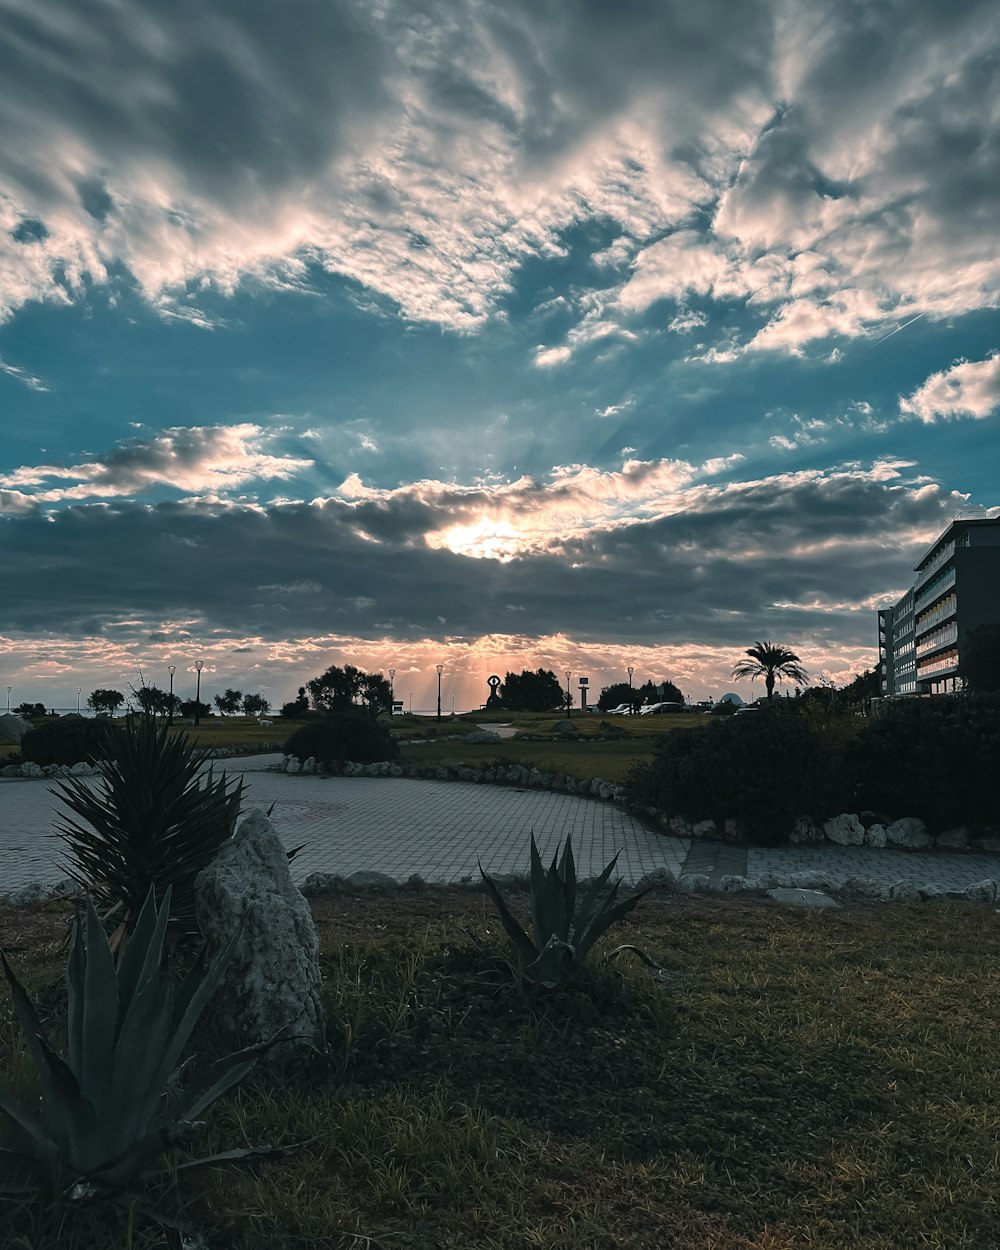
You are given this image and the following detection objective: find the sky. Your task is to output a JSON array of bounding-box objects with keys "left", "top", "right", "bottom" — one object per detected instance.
[{"left": 1, "top": 0, "right": 999, "bottom": 713}]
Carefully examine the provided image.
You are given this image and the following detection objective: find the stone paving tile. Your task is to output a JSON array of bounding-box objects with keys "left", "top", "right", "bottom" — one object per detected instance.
[
  {"left": 747, "top": 844, "right": 1000, "bottom": 889},
  {"left": 3, "top": 760, "right": 997, "bottom": 896},
  {"left": 0, "top": 771, "right": 689, "bottom": 891}
]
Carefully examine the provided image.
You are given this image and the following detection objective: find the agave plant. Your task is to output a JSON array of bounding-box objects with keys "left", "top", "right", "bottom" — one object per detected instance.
[
  {"left": 0, "top": 886, "right": 273, "bottom": 1198},
  {"left": 52, "top": 716, "right": 243, "bottom": 947},
  {"left": 479, "top": 835, "right": 655, "bottom": 989}
]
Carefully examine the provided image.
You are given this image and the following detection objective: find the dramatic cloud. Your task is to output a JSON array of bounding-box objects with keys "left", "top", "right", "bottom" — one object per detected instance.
[
  {"left": 0, "top": 2, "right": 996, "bottom": 708},
  {"left": 0, "top": 424, "right": 313, "bottom": 505},
  {"left": 899, "top": 351, "right": 1000, "bottom": 423},
  {"left": 0, "top": 458, "right": 966, "bottom": 650}
]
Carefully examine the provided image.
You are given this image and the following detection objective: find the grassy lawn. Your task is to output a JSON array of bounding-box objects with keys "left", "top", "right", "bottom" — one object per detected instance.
[
  {"left": 399, "top": 711, "right": 700, "bottom": 783},
  {"left": 2, "top": 712, "right": 701, "bottom": 783},
  {"left": 1, "top": 889, "right": 998, "bottom": 1248}
]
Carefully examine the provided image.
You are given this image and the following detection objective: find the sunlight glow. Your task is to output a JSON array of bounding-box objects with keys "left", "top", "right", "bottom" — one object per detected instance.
[{"left": 427, "top": 517, "right": 524, "bottom": 561}]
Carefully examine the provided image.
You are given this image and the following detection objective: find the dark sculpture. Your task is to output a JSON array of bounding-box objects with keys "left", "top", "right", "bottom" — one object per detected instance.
[{"left": 485, "top": 674, "right": 503, "bottom": 709}]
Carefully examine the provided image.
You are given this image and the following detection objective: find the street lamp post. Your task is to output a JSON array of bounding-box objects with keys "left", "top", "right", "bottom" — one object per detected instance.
[
  {"left": 565, "top": 671, "right": 572, "bottom": 717},
  {"left": 5, "top": 687, "right": 10, "bottom": 713},
  {"left": 388, "top": 668, "right": 395, "bottom": 714},
  {"left": 194, "top": 659, "right": 204, "bottom": 726},
  {"left": 436, "top": 664, "right": 444, "bottom": 721},
  {"left": 627, "top": 665, "right": 634, "bottom": 714},
  {"left": 77, "top": 688, "right": 81, "bottom": 715},
  {"left": 409, "top": 692, "right": 413, "bottom": 714},
  {"left": 167, "top": 665, "right": 176, "bottom": 726}
]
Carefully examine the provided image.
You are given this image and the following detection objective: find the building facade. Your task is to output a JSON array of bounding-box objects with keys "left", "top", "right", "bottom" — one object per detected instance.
[{"left": 879, "top": 515, "right": 1000, "bottom": 697}]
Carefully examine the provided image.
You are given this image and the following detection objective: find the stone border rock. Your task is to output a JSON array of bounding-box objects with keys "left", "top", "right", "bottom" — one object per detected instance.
[
  {"left": 4, "top": 864, "right": 998, "bottom": 911},
  {"left": 295, "top": 868, "right": 1000, "bottom": 910},
  {"left": 277, "top": 754, "right": 626, "bottom": 802},
  {"left": 1, "top": 742, "right": 284, "bottom": 780}
]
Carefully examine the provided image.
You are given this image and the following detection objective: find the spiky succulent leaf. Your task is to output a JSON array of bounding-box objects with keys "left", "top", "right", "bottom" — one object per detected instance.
[
  {"left": 112, "top": 884, "right": 165, "bottom": 1033},
  {"left": 573, "top": 883, "right": 657, "bottom": 965},
  {"left": 483, "top": 836, "right": 655, "bottom": 988},
  {"left": 528, "top": 835, "right": 570, "bottom": 950},
  {"left": 569, "top": 852, "right": 623, "bottom": 947},
  {"left": 79, "top": 898, "right": 118, "bottom": 1110},
  {"left": 157, "top": 1037, "right": 277, "bottom": 1127},
  {"left": 0, "top": 884, "right": 266, "bottom": 1196},
  {"left": 561, "top": 838, "right": 577, "bottom": 933},
  {"left": 140, "top": 921, "right": 247, "bottom": 1131},
  {"left": 52, "top": 717, "right": 243, "bottom": 941},
  {"left": 0, "top": 1084, "right": 55, "bottom": 1160},
  {"left": 0, "top": 949, "right": 83, "bottom": 1153},
  {"left": 523, "top": 935, "right": 575, "bottom": 989},
  {"left": 478, "top": 861, "right": 538, "bottom": 968}
]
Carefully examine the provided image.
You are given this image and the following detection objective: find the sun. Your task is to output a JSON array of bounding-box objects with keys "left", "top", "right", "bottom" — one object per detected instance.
[{"left": 427, "top": 517, "right": 524, "bottom": 561}]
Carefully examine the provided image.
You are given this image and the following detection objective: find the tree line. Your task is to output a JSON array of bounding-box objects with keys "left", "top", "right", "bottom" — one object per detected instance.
[{"left": 10, "top": 625, "right": 997, "bottom": 727}]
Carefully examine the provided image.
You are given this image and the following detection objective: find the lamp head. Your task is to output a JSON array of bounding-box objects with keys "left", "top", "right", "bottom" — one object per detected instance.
[{"left": 195, "top": 659, "right": 204, "bottom": 672}]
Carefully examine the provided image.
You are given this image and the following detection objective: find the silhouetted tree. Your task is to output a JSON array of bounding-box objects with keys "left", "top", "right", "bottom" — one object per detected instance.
[
  {"left": 597, "top": 682, "right": 638, "bottom": 712},
  {"left": 132, "top": 685, "right": 172, "bottom": 716},
  {"left": 281, "top": 687, "right": 310, "bottom": 718},
  {"left": 307, "top": 665, "right": 391, "bottom": 716},
  {"left": 87, "top": 689, "right": 125, "bottom": 717},
  {"left": 214, "top": 688, "right": 243, "bottom": 716},
  {"left": 14, "top": 702, "right": 46, "bottom": 719},
  {"left": 732, "top": 641, "right": 808, "bottom": 702},
  {"left": 242, "top": 692, "right": 271, "bottom": 717},
  {"left": 635, "top": 679, "right": 684, "bottom": 706},
  {"left": 500, "top": 669, "right": 563, "bottom": 712},
  {"left": 178, "top": 699, "right": 212, "bottom": 720}
]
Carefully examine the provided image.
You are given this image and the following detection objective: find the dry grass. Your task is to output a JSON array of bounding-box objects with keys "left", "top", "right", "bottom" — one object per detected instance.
[{"left": 1, "top": 888, "right": 998, "bottom": 1248}]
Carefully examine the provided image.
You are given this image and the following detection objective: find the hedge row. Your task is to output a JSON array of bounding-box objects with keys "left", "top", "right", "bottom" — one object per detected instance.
[{"left": 626, "top": 695, "right": 1000, "bottom": 843}]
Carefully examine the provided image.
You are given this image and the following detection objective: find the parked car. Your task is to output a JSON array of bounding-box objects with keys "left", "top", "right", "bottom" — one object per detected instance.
[
  {"left": 639, "top": 702, "right": 686, "bottom": 715},
  {"left": 605, "top": 703, "right": 633, "bottom": 715}
]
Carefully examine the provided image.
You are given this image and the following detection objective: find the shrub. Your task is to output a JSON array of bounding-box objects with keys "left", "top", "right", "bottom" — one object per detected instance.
[
  {"left": 53, "top": 717, "right": 243, "bottom": 947},
  {"left": 19, "top": 716, "right": 112, "bottom": 767},
  {"left": 0, "top": 886, "right": 273, "bottom": 1196},
  {"left": 627, "top": 704, "right": 837, "bottom": 845},
  {"left": 283, "top": 713, "right": 401, "bottom": 767},
  {"left": 846, "top": 694, "right": 1000, "bottom": 829},
  {"left": 479, "top": 834, "right": 656, "bottom": 989}
]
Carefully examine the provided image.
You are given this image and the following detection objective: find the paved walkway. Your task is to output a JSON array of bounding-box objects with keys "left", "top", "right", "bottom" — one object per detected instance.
[{"left": 2, "top": 753, "right": 999, "bottom": 895}]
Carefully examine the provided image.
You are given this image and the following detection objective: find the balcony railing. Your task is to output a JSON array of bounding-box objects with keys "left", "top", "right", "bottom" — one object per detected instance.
[
  {"left": 914, "top": 568, "right": 956, "bottom": 615},
  {"left": 913, "top": 540, "right": 955, "bottom": 592},
  {"left": 915, "top": 595, "right": 958, "bottom": 637},
  {"left": 916, "top": 650, "right": 959, "bottom": 678},
  {"left": 915, "top": 624, "right": 958, "bottom": 657}
]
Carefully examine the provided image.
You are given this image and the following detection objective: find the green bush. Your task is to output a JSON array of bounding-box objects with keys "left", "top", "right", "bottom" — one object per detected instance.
[
  {"left": 53, "top": 717, "right": 243, "bottom": 945},
  {"left": 19, "top": 716, "right": 111, "bottom": 767},
  {"left": 283, "top": 713, "right": 401, "bottom": 767},
  {"left": 846, "top": 694, "right": 1000, "bottom": 829},
  {"left": 627, "top": 704, "right": 837, "bottom": 845}
]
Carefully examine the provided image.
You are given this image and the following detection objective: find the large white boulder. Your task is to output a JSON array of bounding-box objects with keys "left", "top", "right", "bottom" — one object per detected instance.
[
  {"left": 885, "top": 817, "right": 931, "bottom": 849},
  {"left": 822, "top": 813, "right": 865, "bottom": 845},
  {"left": 194, "top": 810, "right": 325, "bottom": 1063}
]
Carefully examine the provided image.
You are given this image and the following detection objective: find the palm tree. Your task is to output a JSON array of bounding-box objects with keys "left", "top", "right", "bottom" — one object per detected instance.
[{"left": 731, "top": 641, "right": 809, "bottom": 702}]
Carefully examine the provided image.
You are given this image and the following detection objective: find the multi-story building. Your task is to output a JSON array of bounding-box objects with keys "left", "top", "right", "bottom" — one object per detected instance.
[{"left": 879, "top": 514, "right": 1000, "bottom": 697}]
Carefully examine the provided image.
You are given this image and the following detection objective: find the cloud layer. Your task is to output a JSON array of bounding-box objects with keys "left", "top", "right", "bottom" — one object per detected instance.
[{"left": 1, "top": 0, "right": 997, "bottom": 359}]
